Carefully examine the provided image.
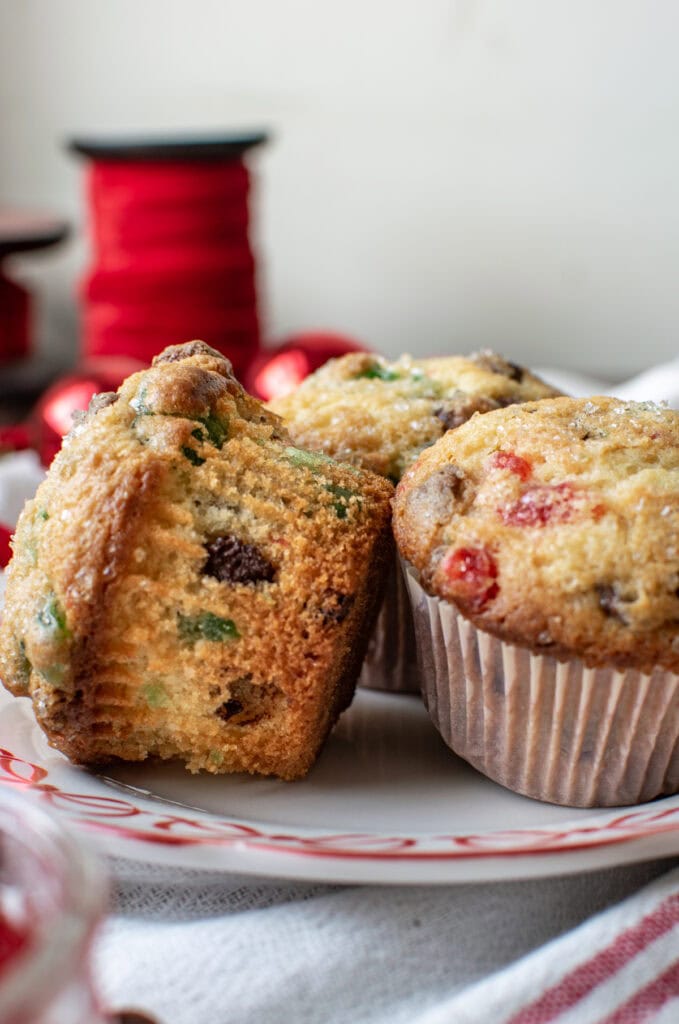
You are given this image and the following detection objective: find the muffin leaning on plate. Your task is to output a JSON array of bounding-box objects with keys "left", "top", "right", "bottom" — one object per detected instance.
[
  {"left": 0, "top": 341, "right": 394, "bottom": 780},
  {"left": 393, "top": 395, "right": 679, "bottom": 807},
  {"left": 271, "top": 350, "right": 562, "bottom": 693}
]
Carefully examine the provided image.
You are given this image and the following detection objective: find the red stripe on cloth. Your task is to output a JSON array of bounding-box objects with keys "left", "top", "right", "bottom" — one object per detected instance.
[
  {"left": 0, "top": 524, "right": 12, "bottom": 568},
  {"left": 598, "top": 958, "right": 679, "bottom": 1024},
  {"left": 507, "top": 893, "right": 679, "bottom": 1024}
]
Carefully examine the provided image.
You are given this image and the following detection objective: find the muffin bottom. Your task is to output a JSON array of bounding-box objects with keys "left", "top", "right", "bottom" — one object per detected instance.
[
  {"left": 357, "top": 555, "right": 420, "bottom": 694},
  {"left": 403, "top": 563, "right": 679, "bottom": 808}
]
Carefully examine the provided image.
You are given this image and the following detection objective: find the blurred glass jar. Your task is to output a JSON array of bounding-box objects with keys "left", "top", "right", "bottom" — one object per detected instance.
[{"left": 0, "top": 785, "right": 108, "bottom": 1024}]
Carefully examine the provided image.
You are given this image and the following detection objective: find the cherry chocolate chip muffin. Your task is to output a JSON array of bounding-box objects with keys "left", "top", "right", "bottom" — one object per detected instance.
[
  {"left": 271, "top": 349, "right": 561, "bottom": 693},
  {"left": 0, "top": 342, "right": 394, "bottom": 780},
  {"left": 393, "top": 395, "right": 679, "bottom": 807},
  {"left": 270, "top": 349, "right": 560, "bottom": 483}
]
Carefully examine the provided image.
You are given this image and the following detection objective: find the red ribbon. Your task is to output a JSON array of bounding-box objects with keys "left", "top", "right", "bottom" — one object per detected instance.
[{"left": 81, "top": 160, "right": 261, "bottom": 372}]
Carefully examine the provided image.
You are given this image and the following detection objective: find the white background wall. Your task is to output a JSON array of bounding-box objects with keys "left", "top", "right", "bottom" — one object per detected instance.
[{"left": 1, "top": 0, "right": 678, "bottom": 379}]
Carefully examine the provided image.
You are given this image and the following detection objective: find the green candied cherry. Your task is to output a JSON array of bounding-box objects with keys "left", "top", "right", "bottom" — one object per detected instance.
[
  {"left": 130, "top": 385, "right": 154, "bottom": 417},
  {"left": 131, "top": 384, "right": 229, "bottom": 460},
  {"left": 36, "top": 662, "right": 67, "bottom": 685},
  {"left": 33, "top": 594, "right": 71, "bottom": 685},
  {"left": 36, "top": 594, "right": 71, "bottom": 641},
  {"left": 178, "top": 611, "right": 240, "bottom": 644},
  {"left": 282, "top": 446, "right": 338, "bottom": 471},
  {"left": 282, "top": 446, "right": 361, "bottom": 519},
  {"left": 14, "top": 640, "right": 31, "bottom": 690},
  {"left": 323, "top": 482, "right": 356, "bottom": 520},
  {"left": 353, "top": 363, "right": 401, "bottom": 382},
  {"left": 282, "top": 445, "right": 362, "bottom": 476},
  {"left": 186, "top": 414, "right": 229, "bottom": 451},
  {"left": 141, "top": 682, "right": 169, "bottom": 708},
  {"left": 22, "top": 507, "right": 50, "bottom": 567},
  {"left": 195, "top": 412, "right": 228, "bottom": 449}
]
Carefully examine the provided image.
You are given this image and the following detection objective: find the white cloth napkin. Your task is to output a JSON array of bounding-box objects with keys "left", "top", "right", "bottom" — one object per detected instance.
[
  {"left": 1, "top": 357, "right": 679, "bottom": 1024},
  {"left": 94, "top": 858, "right": 679, "bottom": 1024},
  {"left": 534, "top": 358, "right": 679, "bottom": 406}
]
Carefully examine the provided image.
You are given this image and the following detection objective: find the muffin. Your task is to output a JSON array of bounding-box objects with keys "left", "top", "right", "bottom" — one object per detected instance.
[
  {"left": 271, "top": 350, "right": 561, "bottom": 693},
  {"left": 393, "top": 395, "right": 679, "bottom": 806},
  {"left": 270, "top": 349, "right": 561, "bottom": 482},
  {"left": 0, "top": 341, "right": 394, "bottom": 780}
]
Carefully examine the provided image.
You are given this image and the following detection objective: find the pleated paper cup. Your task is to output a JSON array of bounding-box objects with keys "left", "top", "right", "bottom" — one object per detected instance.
[
  {"left": 402, "top": 561, "right": 679, "bottom": 808},
  {"left": 357, "top": 555, "right": 421, "bottom": 694}
]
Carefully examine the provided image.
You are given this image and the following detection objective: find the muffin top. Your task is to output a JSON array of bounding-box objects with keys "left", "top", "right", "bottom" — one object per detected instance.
[
  {"left": 393, "top": 396, "right": 679, "bottom": 672},
  {"left": 269, "top": 350, "right": 561, "bottom": 481}
]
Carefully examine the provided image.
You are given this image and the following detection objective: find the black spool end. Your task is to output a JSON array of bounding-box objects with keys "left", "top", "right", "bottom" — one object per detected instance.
[
  {"left": 0, "top": 213, "right": 70, "bottom": 259},
  {"left": 67, "top": 130, "right": 269, "bottom": 162}
]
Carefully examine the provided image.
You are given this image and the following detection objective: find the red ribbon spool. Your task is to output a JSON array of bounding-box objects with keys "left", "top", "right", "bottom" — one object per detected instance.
[
  {"left": 70, "top": 134, "right": 267, "bottom": 375},
  {"left": 0, "top": 211, "right": 68, "bottom": 364}
]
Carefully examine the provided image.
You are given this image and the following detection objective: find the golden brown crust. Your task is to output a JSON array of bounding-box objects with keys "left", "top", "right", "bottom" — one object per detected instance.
[
  {"left": 269, "top": 350, "right": 561, "bottom": 481},
  {"left": 393, "top": 396, "right": 679, "bottom": 674},
  {"left": 0, "top": 343, "right": 394, "bottom": 779}
]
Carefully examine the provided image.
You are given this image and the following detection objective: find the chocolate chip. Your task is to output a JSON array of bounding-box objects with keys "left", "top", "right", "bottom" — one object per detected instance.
[
  {"left": 493, "top": 394, "right": 522, "bottom": 408},
  {"left": 216, "top": 698, "right": 244, "bottom": 721},
  {"left": 153, "top": 341, "right": 228, "bottom": 365},
  {"left": 88, "top": 391, "right": 119, "bottom": 414},
  {"left": 215, "top": 677, "right": 283, "bottom": 726},
  {"left": 317, "top": 590, "right": 354, "bottom": 625},
  {"left": 596, "top": 583, "right": 636, "bottom": 624},
  {"left": 70, "top": 390, "right": 119, "bottom": 429},
  {"left": 470, "top": 350, "right": 524, "bottom": 382},
  {"left": 111, "top": 1012, "right": 159, "bottom": 1024},
  {"left": 406, "top": 465, "right": 467, "bottom": 522},
  {"left": 434, "top": 392, "right": 500, "bottom": 431},
  {"left": 203, "top": 535, "right": 276, "bottom": 584}
]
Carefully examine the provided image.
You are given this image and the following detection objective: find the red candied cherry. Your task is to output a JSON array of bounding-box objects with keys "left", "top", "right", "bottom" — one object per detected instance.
[
  {"left": 441, "top": 545, "right": 499, "bottom": 611},
  {"left": 487, "top": 450, "right": 532, "bottom": 481},
  {"left": 500, "top": 481, "right": 583, "bottom": 527}
]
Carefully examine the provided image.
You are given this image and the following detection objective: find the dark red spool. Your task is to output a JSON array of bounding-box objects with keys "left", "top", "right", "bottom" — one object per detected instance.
[
  {"left": 0, "top": 211, "right": 69, "bottom": 364},
  {"left": 70, "top": 133, "right": 267, "bottom": 375}
]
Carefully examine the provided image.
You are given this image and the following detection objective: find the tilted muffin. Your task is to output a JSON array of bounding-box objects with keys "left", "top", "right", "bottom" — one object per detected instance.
[
  {"left": 0, "top": 341, "right": 394, "bottom": 780},
  {"left": 394, "top": 395, "right": 679, "bottom": 806},
  {"left": 271, "top": 349, "right": 561, "bottom": 693}
]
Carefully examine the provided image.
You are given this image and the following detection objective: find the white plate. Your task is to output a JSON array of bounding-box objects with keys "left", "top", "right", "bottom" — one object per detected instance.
[{"left": 1, "top": 685, "right": 678, "bottom": 885}]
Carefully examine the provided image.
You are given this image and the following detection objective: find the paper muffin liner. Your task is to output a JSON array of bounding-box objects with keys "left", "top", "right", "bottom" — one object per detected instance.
[
  {"left": 357, "top": 554, "right": 421, "bottom": 694},
  {"left": 402, "top": 561, "right": 679, "bottom": 807}
]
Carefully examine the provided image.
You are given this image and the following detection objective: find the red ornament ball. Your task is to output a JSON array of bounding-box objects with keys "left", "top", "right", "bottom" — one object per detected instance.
[
  {"left": 0, "top": 524, "right": 12, "bottom": 569},
  {"left": 0, "top": 424, "right": 32, "bottom": 455},
  {"left": 246, "top": 331, "right": 368, "bottom": 401},
  {"left": 33, "top": 356, "right": 146, "bottom": 466}
]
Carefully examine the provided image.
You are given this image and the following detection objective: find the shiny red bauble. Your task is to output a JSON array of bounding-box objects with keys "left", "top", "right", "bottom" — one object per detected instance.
[
  {"left": 0, "top": 524, "right": 12, "bottom": 568},
  {"left": 33, "top": 356, "right": 146, "bottom": 466},
  {"left": 246, "top": 331, "right": 368, "bottom": 401}
]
